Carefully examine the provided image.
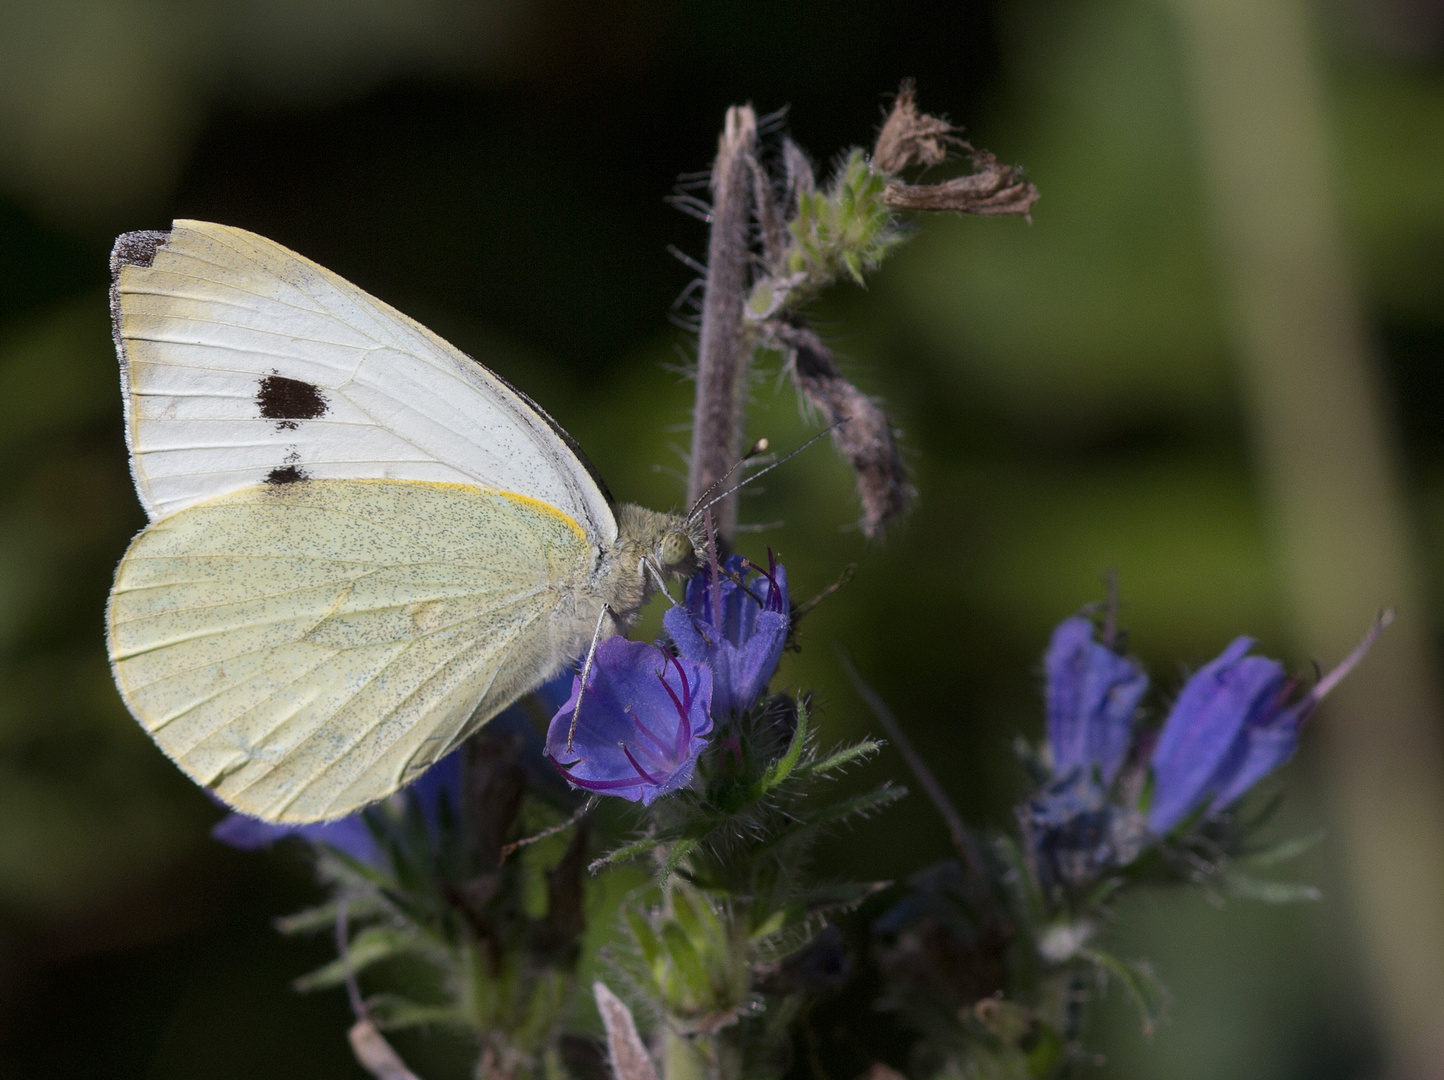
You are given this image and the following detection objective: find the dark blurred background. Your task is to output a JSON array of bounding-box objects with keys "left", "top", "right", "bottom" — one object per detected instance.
[{"left": 2, "top": 0, "right": 1444, "bottom": 1076}]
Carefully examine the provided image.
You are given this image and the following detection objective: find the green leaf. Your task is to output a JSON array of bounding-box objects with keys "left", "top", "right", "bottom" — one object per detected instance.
[
  {"left": 293, "top": 925, "right": 436, "bottom": 993},
  {"left": 659, "top": 838, "right": 699, "bottom": 886},
  {"left": 274, "top": 903, "right": 341, "bottom": 936},
  {"left": 799, "top": 782, "right": 906, "bottom": 830},
  {"left": 790, "top": 880, "right": 889, "bottom": 916},
  {"left": 661, "top": 922, "right": 713, "bottom": 1004},
  {"left": 754, "top": 697, "right": 810, "bottom": 795},
  {"left": 749, "top": 908, "right": 788, "bottom": 943},
  {"left": 750, "top": 912, "right": 829, "bottom": 966},
  {"left": 625, "top": 907, "right": 665, "bottom": 969},
  {"left": 275, "top": 894, "right": 387, "bottom": 936},
  {"left": 1220, "top": 869, "right": 1322, "bottom": 904},
  {"left": 798, "top": 739, "right": 881, "bottom": 777},
  {"left": 1238, "top": 830, "right": 1324, "bottom": 869},
  {"left": 589, "top": 819, "right": 723, "bottom": 874},
  {"left": 366, "top": 994, "right": 468, "bottom": 1030},
  {"left": 1078, "top": 948, "right": 1168, "bottom": 1036},
  {"left": 758, "top": 783, "right": 907, "bottom": 855},
  {"left": 670, "top": 888, "right": 708, "bottom": 943}
]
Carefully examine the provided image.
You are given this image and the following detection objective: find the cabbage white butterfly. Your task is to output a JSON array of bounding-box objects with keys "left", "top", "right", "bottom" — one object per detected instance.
[{"left": 106, "top": 220, "right": 707, "bottom": 824}]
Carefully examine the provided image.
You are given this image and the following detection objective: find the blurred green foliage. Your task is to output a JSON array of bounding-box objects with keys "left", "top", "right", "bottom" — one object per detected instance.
[{"left": 0, "top": 0, "right": 1439, "bottom": 1076}]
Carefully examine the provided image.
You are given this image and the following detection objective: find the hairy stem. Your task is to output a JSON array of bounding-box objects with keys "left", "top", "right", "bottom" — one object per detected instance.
[{"left": 687, "top": 105, "right": 757, "bottom": 544}]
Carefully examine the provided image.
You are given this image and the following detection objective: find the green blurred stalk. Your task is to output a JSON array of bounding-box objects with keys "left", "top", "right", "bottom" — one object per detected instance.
[{"left": 1169, "top": 0, "right": 1444, "bottom": 1072}]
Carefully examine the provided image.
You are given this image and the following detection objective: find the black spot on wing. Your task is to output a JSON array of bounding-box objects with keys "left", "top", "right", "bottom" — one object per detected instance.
[
  {"left": 257, "top": 373, "right": 328, "bottom": 426},
  {"left": 266, "top": 465, "right": 308, "bottom": 485},
  {"left": 109, "top": 229, "right": 172, "bottom": 367},
  {"left": 111, "top": 230, "right": 170, "bottom": 274}
]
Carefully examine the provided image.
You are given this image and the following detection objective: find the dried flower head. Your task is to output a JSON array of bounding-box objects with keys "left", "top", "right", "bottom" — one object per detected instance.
[{"left": 872, "top": 80, "right": 959, "bottom": 175}]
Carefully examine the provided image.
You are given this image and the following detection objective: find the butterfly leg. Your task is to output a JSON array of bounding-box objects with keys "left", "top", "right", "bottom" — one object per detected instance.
[{"left": 567, "top": 602, "right": 613, "bottom": 752}]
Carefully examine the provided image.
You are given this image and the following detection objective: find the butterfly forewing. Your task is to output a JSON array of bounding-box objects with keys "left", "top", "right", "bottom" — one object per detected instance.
[
  {"left": 111, "top": 220, "right": 616, "bottom": 546},
  {"left": 109, "top": 480, "right": 592, "bottom": 822}
]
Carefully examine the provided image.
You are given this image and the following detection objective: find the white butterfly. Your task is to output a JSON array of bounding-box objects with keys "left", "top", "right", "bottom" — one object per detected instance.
[{"left": 106, "top": 220, "right": 704, "bottom": 824}]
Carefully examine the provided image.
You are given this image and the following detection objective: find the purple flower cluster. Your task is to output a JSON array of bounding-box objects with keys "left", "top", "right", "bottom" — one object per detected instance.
[
  {"left": 1025, "top": 609, "right": 1385, "bottom": 884},
  {"left": 547, "top": 552, "right": 790, "bottom": 804}
]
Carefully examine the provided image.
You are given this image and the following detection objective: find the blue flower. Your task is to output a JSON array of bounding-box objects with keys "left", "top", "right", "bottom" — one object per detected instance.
[
  {"left": 211, "top": 751, "right": 463, "bottom": 865},
  {"left": 211, "top": 674, "right": 574, "bottom": 863},
  {"left": 1148, "top": 617, "right": 1388, "bottom": 834},
  {"left": 1044, "top": 616, "right": 1149, "bottom": 785},
  {"left": 212, "top": 806, "right": 384, "bottom": 863},
  {"left": 664, "top": 552, "right": 789, "bottom": 716},
  {"left": 546, "top": 637, "right": 713, "bottom": 804}
]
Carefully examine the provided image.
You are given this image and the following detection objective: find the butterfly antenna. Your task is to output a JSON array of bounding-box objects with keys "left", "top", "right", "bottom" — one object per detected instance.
[
  {"left": 686, "top": 437, "right": 773, "bottom": 520},
  {"left": 567, "top": 604, "right": 613, "bottom": 752},
  {"left": 690, "top": 422, "right": 843, "bottom": 522}
]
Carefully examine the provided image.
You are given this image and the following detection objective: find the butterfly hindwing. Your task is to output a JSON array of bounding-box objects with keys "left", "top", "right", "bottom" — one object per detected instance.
[
  {"left": 110, "top": 220, "right": 616, "bottom": 546},
  {"left": 108, "top": 480, "right": 592, "bottom": 822}
]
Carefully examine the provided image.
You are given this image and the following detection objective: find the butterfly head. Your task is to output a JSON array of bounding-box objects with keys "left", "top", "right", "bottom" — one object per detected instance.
[
  {"left": 614, "top": 505, "right": 706, "bottom": 591},
  {"left": 659, "top": 528, "right": 697, "bottom": 570}
]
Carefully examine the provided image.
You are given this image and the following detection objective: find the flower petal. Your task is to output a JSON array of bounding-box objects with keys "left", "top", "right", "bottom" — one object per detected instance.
[
  {"left": 1044, "top": 616, "right": 1148, "bottom": 784},
  {"left": 1147, "top": 639, "right": 1286, "bottom": 833},
  {"left": 547, "top": 637, "right": 712, "bottom": 803}
]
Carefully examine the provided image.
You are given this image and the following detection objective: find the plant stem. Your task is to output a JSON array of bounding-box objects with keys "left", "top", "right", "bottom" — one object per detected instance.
[
  {"left": 687, "top": 105, "right": 757, "bottom": 545},
  {"left": 837, "top": 646, "right": 985, "bottom": 875},
  {"left": 1172, "top": 0, "right": 1444, "bottom": 1072}
]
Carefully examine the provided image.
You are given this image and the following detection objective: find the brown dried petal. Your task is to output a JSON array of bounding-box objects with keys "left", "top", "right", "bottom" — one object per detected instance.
[
  {"left": 594, "top": 982, "right": 660, "bottom": 1080},
  {"left": 349, "top": 1020, "right": 425, "bottom": 1080},
  {"left": 775, "top": 322, "right": 913, "bottom": 538},
  {"left": 872, "top": 81, "right": 960, "bottom": 175},
  {"left": 884, "top": 150, "right": 1039, "bottom": 219}
]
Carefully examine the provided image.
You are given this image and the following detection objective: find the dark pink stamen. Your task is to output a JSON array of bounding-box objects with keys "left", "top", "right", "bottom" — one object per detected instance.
[
  {"left": 547, "top": 754, "right": 653, "bottom": 791},
  {"left": 630, "top": 713, "right": 669, "bottom": 757},
  {"left": 657, "top": 659, "right": 694, "bottom": 758},
  {"left": 623, "top": 743, "right": 665, "bottom": 785}
]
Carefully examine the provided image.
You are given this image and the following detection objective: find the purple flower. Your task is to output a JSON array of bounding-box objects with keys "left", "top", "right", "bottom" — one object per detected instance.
[
  {"left": 1147, "top": 616, "right": 1389, "bottom": 834},
  {"left": 212, "top": 808, "right": 384, "bottom": 864},
  {"left": 211, "top": 751, "right": 463, "bottom": 864},
  {"left": 1045, "top": 616, "right": 1149, "bottom": 785},
  {"left": 546, "top": 637, "right": 713, "bottom": 804},
  {"left": 664, "top": 552, "right": 789, "bottom": 716},
  {"left": 212, "top": 673, "right": 574, "bottom": 862}
]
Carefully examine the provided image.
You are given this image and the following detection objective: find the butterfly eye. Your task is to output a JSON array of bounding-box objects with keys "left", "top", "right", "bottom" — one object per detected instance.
[{"left": 659, "top": 530, "right": 695, "bottom": 568}]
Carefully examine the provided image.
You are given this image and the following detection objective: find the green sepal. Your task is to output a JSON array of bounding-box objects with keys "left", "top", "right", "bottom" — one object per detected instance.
[{"left": 293, "top": 925, "right": 438, "bottom": 992}]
